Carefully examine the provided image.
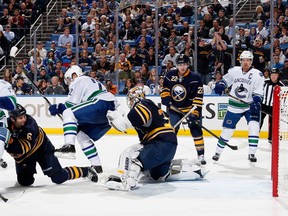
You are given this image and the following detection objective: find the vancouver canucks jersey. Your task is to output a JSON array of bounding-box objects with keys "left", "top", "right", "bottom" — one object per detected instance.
[
  {"left": 161, "top": 69, "right": 203, "bottom": 113},
  {"left": 0, "top": 80, "right": 17, "bottom": 110},
  {"left": 65, "top": 76, "right": 116, "bottom": 108},
  {"left": 127, "top": 99, "right": 177, "bottom": 144},
  {"left": 223, "top": 66, "right": 264, "bottom": 113},
  {"left": 6, "top": 115, "right": 47, "bottom": 163}
]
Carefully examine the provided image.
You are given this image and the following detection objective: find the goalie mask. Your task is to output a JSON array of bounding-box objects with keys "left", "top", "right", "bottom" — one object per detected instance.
[
  {"left": 126, "top": 86, "right": 146, "bottom": 108},
  {"left": 64, "top": 65, "right": 83, "bottom": 85}
]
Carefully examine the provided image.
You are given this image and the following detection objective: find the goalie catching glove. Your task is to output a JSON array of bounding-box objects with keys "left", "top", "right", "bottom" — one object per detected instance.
[{"left": 106, "top": 110, "right": 131, "bottom": 133}]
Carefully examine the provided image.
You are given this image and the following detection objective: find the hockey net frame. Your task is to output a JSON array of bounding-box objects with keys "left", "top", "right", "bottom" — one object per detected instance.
[{"left": 272, "top": 85, "right": 288, "bottom": 197}]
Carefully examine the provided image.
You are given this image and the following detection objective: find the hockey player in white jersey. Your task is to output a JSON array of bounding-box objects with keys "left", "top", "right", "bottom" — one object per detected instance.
[
  {"left": 49, "top": 65, "right": 124, "bottom": 173},
  {"left": 0, "top": 80, "right": 17, "bottom": 168},
  {"left": 212, "top": 51, "right": 265, "bottom": 162}
]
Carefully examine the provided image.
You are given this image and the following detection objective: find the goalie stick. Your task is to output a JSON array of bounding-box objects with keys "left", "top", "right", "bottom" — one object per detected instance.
[
  {"left": 9, "top": 46, "right": 63, "bottom": 120},
  {"left": 170, "top": 105, "right": 246, "bottom": 150},
  {"left": 0, "top": 189, "right": 25, "bottom": 203}
]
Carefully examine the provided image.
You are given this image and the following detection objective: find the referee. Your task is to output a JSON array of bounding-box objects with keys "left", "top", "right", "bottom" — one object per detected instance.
[{"left": 260, "top": 68, "right": 285, "bottom": 143}]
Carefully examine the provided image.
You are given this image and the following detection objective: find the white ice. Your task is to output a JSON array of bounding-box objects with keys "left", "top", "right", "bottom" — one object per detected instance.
[{"left": 0, "top": 135, "right": 288, "bottom": 216}]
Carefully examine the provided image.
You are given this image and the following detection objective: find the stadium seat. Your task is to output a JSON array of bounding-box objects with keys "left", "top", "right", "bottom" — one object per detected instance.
[
  {"left": 174, "top": 24, "right": 184, "bottom": 31},
  {"left": 123, "top": 40, "right": 136, "bottom": 47},
  {"left": 237, "top": 23, "right": 247, "bottom": 29},
  {"left": 51, "top": 34, "right": 60, "bottom": 42},
  {"left": 248, "top": 22, "right": 257, "bottom": 28}
]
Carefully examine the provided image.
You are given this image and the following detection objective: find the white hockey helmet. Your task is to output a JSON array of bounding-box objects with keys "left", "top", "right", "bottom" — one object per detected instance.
[
  {"left": 126, "top": 86, "right": 146, "bottom": 108},
  {"left": 64, "top": 65, "right": 83, "bottom": 85},
  {"left": 240, "top": 50, "right": 253, "bottom": 61}
]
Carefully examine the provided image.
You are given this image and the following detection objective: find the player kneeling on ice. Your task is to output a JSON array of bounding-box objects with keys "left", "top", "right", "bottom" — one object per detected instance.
[
  {"left": 105, "top": 87, "right": 206, "bottom": 191},
  {"left": 1, "top": 104, "right": 98, "bottom": 186},
  {"left": 212, "top": 51, "right": 264, "bottom": 162}
]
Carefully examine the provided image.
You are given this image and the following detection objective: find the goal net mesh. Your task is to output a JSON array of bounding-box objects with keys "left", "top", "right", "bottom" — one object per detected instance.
[{"left": 273, "top": 86, "right": 288, "bottom": 197}]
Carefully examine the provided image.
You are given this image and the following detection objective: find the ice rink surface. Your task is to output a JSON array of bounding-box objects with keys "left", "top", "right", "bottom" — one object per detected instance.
[{"left": 0, "top": 135, "right": 288, "bottom": 216}]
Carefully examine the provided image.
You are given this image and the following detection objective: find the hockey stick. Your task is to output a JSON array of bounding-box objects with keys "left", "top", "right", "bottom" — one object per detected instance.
[
  {"left": 226, "top": 92, "right": 272, "bottom": 116},
  {"left": 0, "top": 193, "right": 8, "bottom": 202},
  {"left": 170, "top": 105, "right": 245, "bottom": 150},
  {"left": 227, "top": 92, "right": 288, "bottom": 125},
  {"left": 9, "top": 46, "right": 63, "bottom": 120}
]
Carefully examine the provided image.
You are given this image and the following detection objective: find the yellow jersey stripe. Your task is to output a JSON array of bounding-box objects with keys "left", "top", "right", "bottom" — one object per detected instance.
[{"left": 72, "top": 166, "right": 80, "bottom": 178}]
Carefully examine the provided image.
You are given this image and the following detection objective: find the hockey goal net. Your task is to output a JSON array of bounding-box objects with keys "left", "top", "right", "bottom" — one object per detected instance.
[{"left": 272, "top": 86, "right": 288, "bottom": 197}]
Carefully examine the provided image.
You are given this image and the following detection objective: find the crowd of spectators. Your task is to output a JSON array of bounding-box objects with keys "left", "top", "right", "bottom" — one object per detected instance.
[{"left": 2, "top": 0, "right": 288, "bottom": 96}]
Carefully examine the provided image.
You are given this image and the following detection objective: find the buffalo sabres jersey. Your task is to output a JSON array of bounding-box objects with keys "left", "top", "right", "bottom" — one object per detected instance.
[
  {"left": 65, "top": 76, "right": 116, "bottom": 108},
  {"left": 6, "top": 115, "right": 46, "bottom": 163},
  {"left": 128, "top": 99, "right": 177, "bottom": 144},
  {"left": 223, "top": 66, "right": 264, "bottom": 113},
  {"left": 161, "top": 69, "right": 203, "bottom": 113}
]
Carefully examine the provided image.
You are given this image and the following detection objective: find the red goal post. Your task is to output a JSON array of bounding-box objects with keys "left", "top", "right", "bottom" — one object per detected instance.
[{"left": 272, "top": 85, "right": 288, "bottom": 197}]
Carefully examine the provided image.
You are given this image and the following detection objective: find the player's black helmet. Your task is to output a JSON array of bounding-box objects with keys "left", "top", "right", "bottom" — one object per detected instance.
[
  {"left": 176, "top": 54, "right": 190, "bottom": 65},
  {"left": 8, "top": 104, "right": 26, "bottom": 120}
]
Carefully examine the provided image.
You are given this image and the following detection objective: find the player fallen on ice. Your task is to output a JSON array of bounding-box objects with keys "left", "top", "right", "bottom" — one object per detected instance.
[
  {"left": 105, "top": 87, "right": 206, "bottom": 191},
  {"left": 1, "top": 104, "right": 98, "bottom": 186}
]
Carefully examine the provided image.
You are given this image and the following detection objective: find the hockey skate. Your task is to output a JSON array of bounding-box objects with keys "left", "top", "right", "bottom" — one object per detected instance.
[
  {"left": 248, "top": 154, "right": 257, "bottom": 163},
  {"left": 0, "top": 159, "right": 7, "bottom": 168},
  {"left": 87, "top": 166, "right": 98, "bottom": 182},
  {"left": 91, "top": 165, "right": 103, "bottom": 174},
  {"left": 212, "top": 153, "right": 220, "bottom": 161},
  {"left": 198, "top": 155, "right": 206, "bottom": 165},
  {"left": 54, "top": 144, "right": 76, "bottom": 159}
]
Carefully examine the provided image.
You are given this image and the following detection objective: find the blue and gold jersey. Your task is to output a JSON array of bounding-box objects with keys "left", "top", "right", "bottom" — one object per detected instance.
[
  {"left": 6, "top": 115, "right": 46, "bottom": 163},
  {"left": 161, "top": 69, "right": 204, "bottom": 114},
  {"left": 128, "top": 99, "right": 177, "bottom": 144}
]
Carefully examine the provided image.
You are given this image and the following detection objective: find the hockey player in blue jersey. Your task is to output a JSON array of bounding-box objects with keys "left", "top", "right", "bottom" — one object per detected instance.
[
  {"left": 105, "top": 87, "right": 205, "bottom": 191},
  {"left": 212, "top": 50, "right": 264, "bottom": 162},
  {"left": 0, "top": 79, "right": 18, "bottom": 168},
  {"left": 49, "top": 65, "right": 123, "bottom": 173},
  {"left": 160, "top": 54, "right": 206, "bottom": 165},
  {"left": 2, "top": 104, "right": 98, "bottom": 186}
]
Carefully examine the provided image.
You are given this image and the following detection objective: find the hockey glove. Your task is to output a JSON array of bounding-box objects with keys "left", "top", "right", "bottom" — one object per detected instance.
[
  {"left": 107, "top": 110, "right": 130, "bottom": 133},
  {"left": 250, "top": 96, "right": 261, "bottom": 122},
  {"left": 214, "top": 80, "right": 227, "bottom": 96},
  {"left": 49, "top": 103, "right": 66, "bottom": 116},
  {"left": 185, "top": 110, "right": 200, "bottom": 127}
]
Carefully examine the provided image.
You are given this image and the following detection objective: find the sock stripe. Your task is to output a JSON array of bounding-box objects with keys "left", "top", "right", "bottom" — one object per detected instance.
[{"left": 82, "top": 144, "right": 95, "bottom": 151}]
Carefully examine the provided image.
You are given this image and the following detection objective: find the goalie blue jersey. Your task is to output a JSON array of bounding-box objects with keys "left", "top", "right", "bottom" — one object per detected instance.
[{"left": 127, "top": 99, "right": 177, "bottom": 145}]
